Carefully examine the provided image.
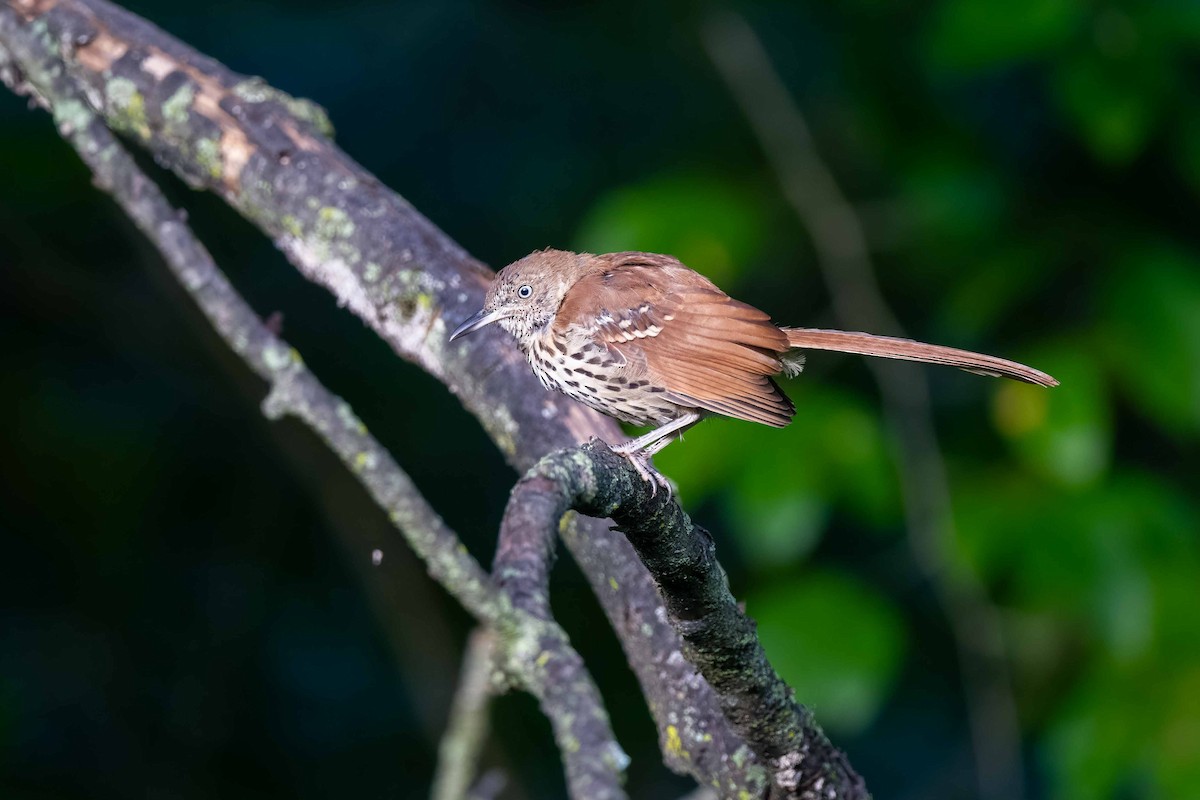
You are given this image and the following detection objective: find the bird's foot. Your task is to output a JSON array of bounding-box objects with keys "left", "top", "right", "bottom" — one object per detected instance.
[{"left": 610, "top": 443, "right": 672, "bottom": 497}]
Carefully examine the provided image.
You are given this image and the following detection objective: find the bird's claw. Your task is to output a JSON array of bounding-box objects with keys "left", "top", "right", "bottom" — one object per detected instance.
[{"left": 618, "top": 450, "right": 673, "bottom": 498}]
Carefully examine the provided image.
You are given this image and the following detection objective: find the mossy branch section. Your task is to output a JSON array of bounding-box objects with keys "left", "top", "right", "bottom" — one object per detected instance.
[
  {"left": 494, "top": 611, "right": 630, "bottom": 800},
  {"left": 509, "top": 442, "right": 871, "bottom": 800},
  {"left": 0, "top": 17, "right": 631, "bottom": 799},
  {"left": 493, "top": 478, "right": 631, "bottom": 799}
]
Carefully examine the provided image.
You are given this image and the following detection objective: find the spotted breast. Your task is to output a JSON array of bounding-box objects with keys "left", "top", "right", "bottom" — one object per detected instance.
[{"left": 523, "top": 323, "right": 684, "bottom": 428}]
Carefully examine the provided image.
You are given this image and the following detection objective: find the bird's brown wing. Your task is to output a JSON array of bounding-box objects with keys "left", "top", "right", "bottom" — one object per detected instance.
[{"left": 555, "top": 252, "right": 796, "bottom": 427}]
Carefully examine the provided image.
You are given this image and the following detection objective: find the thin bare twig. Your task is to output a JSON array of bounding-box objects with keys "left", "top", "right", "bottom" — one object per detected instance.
[
  {"left": 703, "top": 13, "right": 1024, "bottom": 800},
  {"left": 466, "top": 770, "right": 507, "bottom": 800},
  {"left": 432, "top": 629, "right": 498, "bottom": 800}
]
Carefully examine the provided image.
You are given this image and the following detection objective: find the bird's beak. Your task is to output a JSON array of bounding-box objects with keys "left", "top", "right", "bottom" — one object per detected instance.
[{"left": 449, "top": 308, "right": 507, "bottom": 342}]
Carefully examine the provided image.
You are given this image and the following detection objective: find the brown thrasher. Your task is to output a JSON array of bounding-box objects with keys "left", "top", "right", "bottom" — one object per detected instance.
[{"left": 450, "top": 249, "right": 1058, "bottom": 487}]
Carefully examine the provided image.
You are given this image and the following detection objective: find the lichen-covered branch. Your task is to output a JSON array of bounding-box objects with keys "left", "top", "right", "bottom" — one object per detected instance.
[
  {"left": 0, "top": 21, "right": 625, "bottom": 797},
  {"left": 0, "top": 0, "right": 760, "bottom": 790},
  {"left": 506, "top": 442, "right": 870, "bottom": 800},
  {"left": 0, "top": 7, "right": 498, "bottom": 623},
  {"left": 492, "top": 612, "right": 630, "bottom": 800},
  {"left": 492, "top": 480, "right": 629, "bottom": 800}
]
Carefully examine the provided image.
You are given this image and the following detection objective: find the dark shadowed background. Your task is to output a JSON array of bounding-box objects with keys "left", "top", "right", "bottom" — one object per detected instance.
[{"left": 3, "top": 1, "right": 1198, "bottom": 798}]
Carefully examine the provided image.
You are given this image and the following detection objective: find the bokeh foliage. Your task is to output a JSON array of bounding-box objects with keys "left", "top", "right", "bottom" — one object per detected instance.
[{"left": 2, "top": 1, "right": 1197, "bottom": 798}]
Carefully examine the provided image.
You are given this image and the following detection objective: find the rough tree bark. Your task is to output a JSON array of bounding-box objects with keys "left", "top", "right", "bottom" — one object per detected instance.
[{"left": 0, "top": 1, "right": 869, "bottom": 797}]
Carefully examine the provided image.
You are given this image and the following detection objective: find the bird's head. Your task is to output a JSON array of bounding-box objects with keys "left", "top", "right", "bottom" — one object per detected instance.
[{"left": 449, "top": 249, "right": 587, "bottom": 345}]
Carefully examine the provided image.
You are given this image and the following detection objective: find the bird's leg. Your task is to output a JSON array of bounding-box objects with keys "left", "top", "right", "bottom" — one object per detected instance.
[
  {"left": 612, "top": 412, "right": 703, "bottom": 456},
  {"left": 641, "top": 428, "right": 690, "bottom": 458},
  {"left": 611, "top": 412, "right": 702, "bottom": 495}
]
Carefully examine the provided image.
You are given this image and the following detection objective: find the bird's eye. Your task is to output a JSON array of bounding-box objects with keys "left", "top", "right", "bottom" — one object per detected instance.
[{"left": 517, "top": 285, "right": 533, "bottom": 299}]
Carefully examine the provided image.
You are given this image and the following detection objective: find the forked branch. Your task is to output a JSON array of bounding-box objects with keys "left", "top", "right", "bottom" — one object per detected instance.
[{"left": 502, "top": 441, "right": 868, "bottom": 798}]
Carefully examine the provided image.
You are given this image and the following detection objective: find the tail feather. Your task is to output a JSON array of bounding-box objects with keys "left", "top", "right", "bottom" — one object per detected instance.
[{"left": 782, "top": 328, "right": 1059, "bottom": 388}]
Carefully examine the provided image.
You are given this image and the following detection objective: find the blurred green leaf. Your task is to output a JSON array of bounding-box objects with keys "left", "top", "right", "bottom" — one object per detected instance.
[
  {"left": 939, "top": 241, "right": 1055, "bottom": 335},
  {"left": 746, "top": 570, "right": 906, "bottom": 734},
  {"left": 1046, "top": 658, "right": 1159, "bottom": 800},
  {"left": 991, "top": 343, "right": 1111, "bottom": 487},
  {"left": 1047, "top": 652, "right": 1200, "bottom": 800},
  {"left": 897, "top": 152, "right": 1008, "bottom": 245},
  {"left": 1089, "top": 514, "right": 1153, "bottom": 661},
  {"left": 658, "top": 412, "right": 833, "bottom": 566},
  {"left": 957, "top": 468, "right": 1200, "bottom": 796},
  {"left": 811, "top": 390, "right": 900, "bottom": 524},
  {"left": 658, "top": 384, "right": 901, "bottom": 568},
  {"left": 952, "top": 468, "right": 1101, "bottom": 611},
  {"left": 1156, "top": 665, "right": 1200, "bottom": 798},
  {"left": 954, "top": 467, "right": 1196, "bottom": 626},
  {"left": 926, "top": 0, "right": 1084, "bottom": 72},
  {"left": 728, "top": 481, "right": 828, "bottom": 568},
  {"left": 572, "top": 173, "right": 768, "bottom": 287},
  {"left": 1052, "top": 50, "right": 1166, "bottom": 164},
  {"left": 1169, "top": 108, "right": 1200, "bottom": 198},
  {"left": 1100, "top": 243, "right": 1200, "bottom": 437}
]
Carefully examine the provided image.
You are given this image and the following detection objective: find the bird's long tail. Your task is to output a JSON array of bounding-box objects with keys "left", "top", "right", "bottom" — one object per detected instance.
[{"left": 782, "top": 328, "right": 1059, "bottom": 387}]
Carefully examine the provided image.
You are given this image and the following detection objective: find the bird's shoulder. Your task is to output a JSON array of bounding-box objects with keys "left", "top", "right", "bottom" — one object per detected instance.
[
  {"left": 554, "top": 252, "right": 781, "bottom": 343},
  {"left": 554, "top": 252, "right": 719, "bottom": 333}
]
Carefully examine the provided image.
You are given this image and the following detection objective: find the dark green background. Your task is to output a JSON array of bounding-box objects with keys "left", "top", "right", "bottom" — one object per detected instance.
[{"left": 3, "top": 1, "right": 1198, "bottom": 798}]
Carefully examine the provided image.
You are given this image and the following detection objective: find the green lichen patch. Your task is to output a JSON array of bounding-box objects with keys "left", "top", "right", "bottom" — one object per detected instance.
[
  {"left": 231, "top": 77, "right": 335, "bottom": 137},
  {"left": 229, "top": 76, "right": 272, "bottom": 103},
  {"left": 161, "top": 82, "right": 195, "bottom": 128},
  {"left": 104, "top": 77, "right": 150, "bottom": 139},
  {"left": 195, "top": 137, "right": 221, "bottom": 179},
  {"left": 315, "top": 206, "right": 354, "bottom": 240},
  {"left": 52, "top": 98, "right": 94, "bottom": 135},
  {"left": 383, "top": 269, "right": 445, "bottom": 316},
  {"left": 280, "top": 214, "right": 303, "bottom": 238},
  {"left": 262, "top": 342, "right": 294, "bottom": 372},
  {"left": 483, "top": 403, "right": 520, "bottom": 458},
  {"left": 665, "top": 724, "right": 690, "bottom": 760},
  {"left": 335, "top": 400, "right": 368, "bottom": 435}
]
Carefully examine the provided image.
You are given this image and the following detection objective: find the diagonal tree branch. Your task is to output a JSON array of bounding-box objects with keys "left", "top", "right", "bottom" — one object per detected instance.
[
  {"left": 703, "top": 13, "right": 1025, "bottom": 800},
  {"left": 0, "top": 21, "right": 626, "bottom": 797},
  {"left": 0, "top": 0, "right": 763, "bottom": 790},
  {"left": 0, "top": 15, "right": 497, "bottom": 625},
  {"left": 503, "top": 441, "right": 870, "bottom": 799}
]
